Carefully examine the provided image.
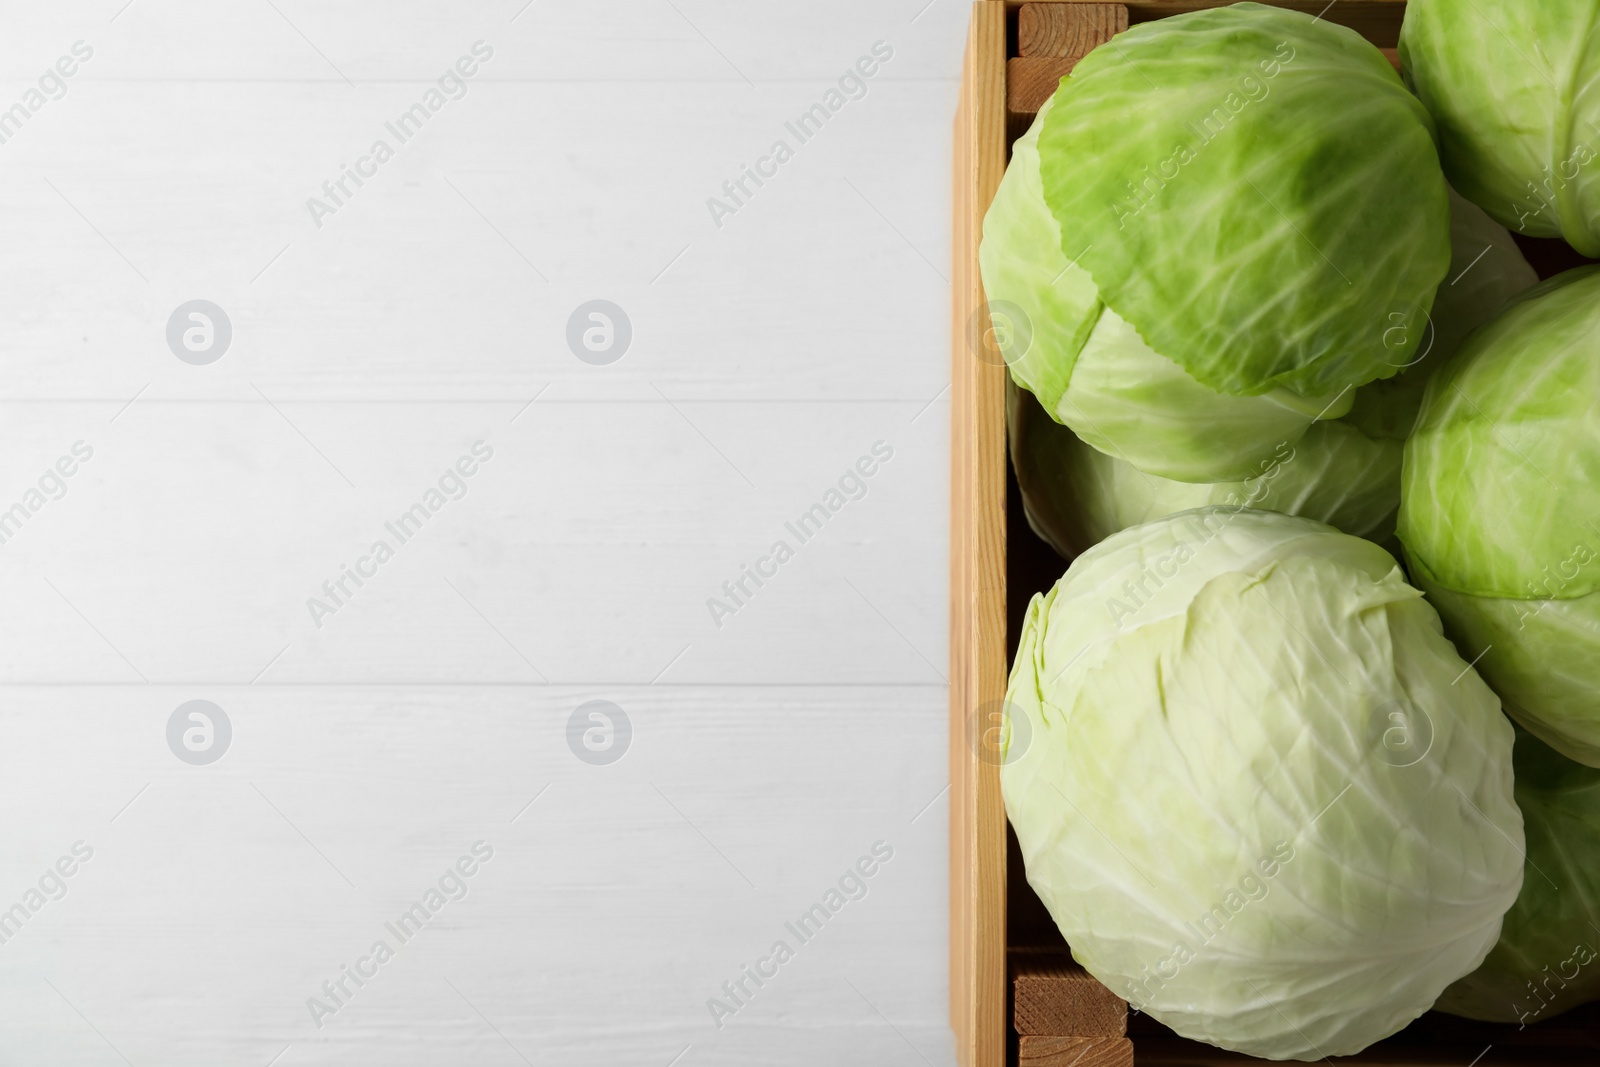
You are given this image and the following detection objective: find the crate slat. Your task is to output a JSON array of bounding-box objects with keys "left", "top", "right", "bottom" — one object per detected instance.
[
  {"left": 1010, "top": 4, "right": 1131, "bottom": 113},
  {"left": 1013, "top": 955, "right": 1127, "bottom": 1037},
  {"left": 1035, "top": 0, "right": 1407, "bottom": 50},
  {"left": 1018, "top": 3, "right": 1130, "bottom": 57},
  {"left": 1019, "top": 1035, "right": 1135, "bottom": 1066},
  {"left": 950, "top": 4, "right": 1012, "bottom": 1066},
  {"left": 1005, "top": 57, "right": 1077, "bottom": 114}
]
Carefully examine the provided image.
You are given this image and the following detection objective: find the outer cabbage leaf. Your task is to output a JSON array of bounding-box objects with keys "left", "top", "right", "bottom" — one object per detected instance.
[
  {"left": 1409, "top": 561, "right": 1600, "bottom": 768},
  {"left": 1400, "top": 268, "right": 1600, "bottom": 765},
  {"left": 978, "top": 94, "right": 1102, "bottom": 411},
  {"left": 1009, "top": 381, "right": 1401, "bottom": 555},
  {"left": 1003, "top": 509, "right": 1523, "bottom": 1060},
  {"left": 1400, "top": 0, "right": 1600, "bottom": 256},
  {"left": 1436, "top": 726, "right": 1600, "bottom": 1023},
  {"left": 1053, "top": 305, "right": 1347, "bottom": 482},
  {"left": 1042, "top": 3, "right": 1449, "bottom": 397},
  {"left": 1431, "top": 188, "right": 1542, "bottom": 362},
  {"left": 1347, "top": 188, "right": 1540, "bottom": 440},
  {"left": 1401, "top": 267, "right": 1600, "bottom": 597}
]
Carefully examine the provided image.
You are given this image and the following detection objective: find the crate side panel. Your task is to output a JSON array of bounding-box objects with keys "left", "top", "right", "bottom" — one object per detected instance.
[{"left": 952, "top": 4, "right": 1012, "bottom": 1067}]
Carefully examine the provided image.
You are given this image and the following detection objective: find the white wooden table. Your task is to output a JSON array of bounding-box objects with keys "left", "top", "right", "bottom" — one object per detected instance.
[{"left": 0, "top": 2, "right": 964, "bottom": 1064}]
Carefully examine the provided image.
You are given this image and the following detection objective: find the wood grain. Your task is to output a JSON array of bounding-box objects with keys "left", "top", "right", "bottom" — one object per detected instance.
[
  {"left": 1019, "top": 1036, "right": 1134, "bottom": 1067},
  {"left": 1018, "top": 4, "right": 1129, "bottom": 57},
  {"left": 951, "top": 4, "right": 1011, "bottom": 1067},
  {"left": 1014, "top": 955, "right": 1127, "bottom": 1036},
  {"left": 1010, "top": 3, "right": 1131, "bottom": 115},
  {"left": 1006, "top": 57, "right": 1078, "bottom": 115}
]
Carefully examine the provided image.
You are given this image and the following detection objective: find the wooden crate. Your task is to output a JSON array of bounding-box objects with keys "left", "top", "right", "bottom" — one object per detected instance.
[{"left": 949, "top": 3, "right": 1600, "bottom": 1065}]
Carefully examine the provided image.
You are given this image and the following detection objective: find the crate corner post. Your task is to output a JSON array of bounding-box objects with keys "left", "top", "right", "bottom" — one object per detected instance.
[{"left": 951, "top": 2, "right": 1009, "bottom": 1066}]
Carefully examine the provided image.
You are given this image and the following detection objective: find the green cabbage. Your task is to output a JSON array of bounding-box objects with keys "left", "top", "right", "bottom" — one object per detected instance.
[
  {"left": 1009, "top": 382, "right": 1402, "bottom": 555},
  {"left": 1003, "top": 508, "right": 1523, "bottom": 1060},
  {"left": 1436, "top": 726, "right": 1600, "bottom": 1024},
  {"left": 1400, "top": 267, "right": 1600, "bottom": 767},
  {"left": 1400, "top": 0, "right": 1600, "bottom": 255},
  {"left": 1344, "top": 186, "right": 1539, "bottom": 440},
  {"left": 980, "top": 3, "right": 1449, "bottom": 483},
  {"left": 1008, "top": 190, "right": 1533, "bottom": 555},
  {"left": 1427, "top": 189, "right": 1542, "bottom": 371}
]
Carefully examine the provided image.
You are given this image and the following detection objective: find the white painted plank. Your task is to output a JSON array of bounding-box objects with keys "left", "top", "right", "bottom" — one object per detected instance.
[
  {"left": 0, "top": 397, "right": 949, "bottom": 684},
  {"left": 0, "top": 79, "right": 952, "bottom": 402},
  {"left": 0, "top": 1, "right": 965, "bottom": 83},
  {"left": 0, "top": 686, "right": 952, "bottom": 1065}
]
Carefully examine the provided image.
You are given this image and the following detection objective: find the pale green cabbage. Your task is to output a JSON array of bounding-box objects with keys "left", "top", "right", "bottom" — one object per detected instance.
[
  {"left": 1345, "top": 186, "right": 1540, "bottom": 440},
  {"left": 1436, "top": 726, "right": 1600, "bottom": 1023},
  {"left": 1009, "top": 189, "right": 1534, "bottom": 555},
  {"left": 980, "top": 3, "right": 1448, "bottom": 483},
  {"left": 1400, "top": 267, "right": 1600, "bottom": 767},
  {"left": 1009, "top": 382, "right": 1402, "bottom": 555},
  {"left": 1400, "top": 0, "right": 1600, "bottom": 255},
  {"left": 1003, "top": 508, "right": 1523, "bottom": 1060}
]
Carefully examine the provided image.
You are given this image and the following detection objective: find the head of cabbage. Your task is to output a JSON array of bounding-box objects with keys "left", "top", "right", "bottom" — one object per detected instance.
[
  {"left": 980, "top": 3, "right": 1449, "bottom": 483},
  {"left": 1400, "top": 0, "right": 1600, "bottom": 256},
  {"left": 1400, "top": 266, "right": 1600, "bottom": 768},
  {"left": 1003, "top": 508, "right": 1523, "bottom": 1059},
  {"left": 1008, "top": 188, "right": 1535, "bottom": 556},
  {"left": 1435, "top": 726, "right": 1600, "bottom": 1024}
]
